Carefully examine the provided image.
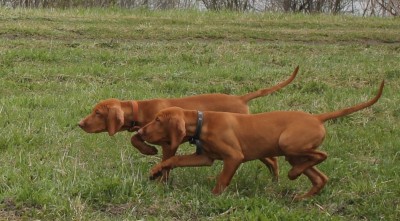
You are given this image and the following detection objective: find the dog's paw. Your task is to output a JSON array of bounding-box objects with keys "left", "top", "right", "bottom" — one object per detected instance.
[
  {"left": 288, "top": 168, "right": 301, "bottom": 180},
  {"left": 140, "top": 145, "right": 158, "bottom": 155},
  {"left": 211, "top": 185, "right": 226, "bottom": 196},
  {"left": 292, "top": 193, "right": 311, "bottom": 201},
  {"left": 131, "top": 136, "right": 158, "bottom": 155},
  {"left": 149, "top": 171, "right": 162, "bottom": 180},
  {"left": 149, "top": 164, "right": 163, "bottom": 180}
]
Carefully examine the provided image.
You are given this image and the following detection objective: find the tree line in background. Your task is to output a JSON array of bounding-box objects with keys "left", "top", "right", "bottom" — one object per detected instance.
[{"left": 0, "top": 0, "right": 399, "bottom": 16}]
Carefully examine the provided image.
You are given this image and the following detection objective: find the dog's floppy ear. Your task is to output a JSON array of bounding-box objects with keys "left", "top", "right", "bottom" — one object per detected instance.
[
  {"left": 168, "top": 117, "right": 186, "bottom": 151},
  {"left": 107, "top": 106, "right": 124, "bottom": 136}
]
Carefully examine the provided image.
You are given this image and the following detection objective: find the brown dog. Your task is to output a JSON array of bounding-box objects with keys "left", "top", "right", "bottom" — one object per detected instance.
[
  {"left": 138, "top": 81, "right": 384, "bottom": 199},
  {"left": 78, "top": 66, "right": 299, "bottom": 180}
]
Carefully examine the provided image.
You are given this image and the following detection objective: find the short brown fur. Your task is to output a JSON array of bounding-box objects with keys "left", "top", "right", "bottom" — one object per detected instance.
[
  {"left": 139, "top": 81, "right": 384, "bottom": 199},
  {"left": 78, "top": 66, "right": 299, "bottom": 180}
]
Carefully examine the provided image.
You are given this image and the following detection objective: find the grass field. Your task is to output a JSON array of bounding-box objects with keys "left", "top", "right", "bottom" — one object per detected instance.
[{"left": 0, "top": 7, "right": 399, "bottom": 220}]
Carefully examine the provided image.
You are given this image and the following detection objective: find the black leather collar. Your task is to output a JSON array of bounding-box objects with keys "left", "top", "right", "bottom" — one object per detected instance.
[{"left": 189, "top": 111, "right": 204, "bottom": 155}]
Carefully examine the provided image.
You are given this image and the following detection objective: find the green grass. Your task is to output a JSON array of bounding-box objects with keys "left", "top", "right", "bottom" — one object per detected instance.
[{"left": 1, "top": 7, "right": 400, "bottom": 220}]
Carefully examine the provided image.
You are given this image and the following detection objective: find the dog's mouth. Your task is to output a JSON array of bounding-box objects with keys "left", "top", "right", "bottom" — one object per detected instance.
[
  {"left": 141, "top": 135, "right": 167, "bottom": 145},
  {"left": 83, "top": 129, "right": 105, "bottom": 134},
  {"left": 78, "top": 124, "right": 106, "bottom": 134}
]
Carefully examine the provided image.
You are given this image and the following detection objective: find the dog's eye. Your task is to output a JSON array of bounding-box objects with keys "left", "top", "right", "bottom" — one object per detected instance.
[
  {"left": 95, "top": 110, "right": 101, "bottom": 115},
  {"left": 155, "top": 117, "right": 161, "bottom": 122}
]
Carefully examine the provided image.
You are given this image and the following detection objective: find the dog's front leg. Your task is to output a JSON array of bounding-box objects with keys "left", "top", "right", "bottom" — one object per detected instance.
[
  {"left": 212, "top": 157, "right": 243, "bottom": 195},
  {"left": 157, "top": 144, "right": 177, "bottom": 182},
  {"left": 131, "top": 133, "right": 158, "bottom": 155},
  {"left": 150, "top": 153, "right": 214, "bottom": 180}
]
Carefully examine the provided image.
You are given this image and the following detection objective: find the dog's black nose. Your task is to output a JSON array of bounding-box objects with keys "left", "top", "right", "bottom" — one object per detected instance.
[{"left": 149, "top": 171, "right": 162, "bottom": 180}]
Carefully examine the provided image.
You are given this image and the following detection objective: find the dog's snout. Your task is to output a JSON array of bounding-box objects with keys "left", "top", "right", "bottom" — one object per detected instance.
[{"left": 78, "top": 120, "right": 85, "bottom": 128}]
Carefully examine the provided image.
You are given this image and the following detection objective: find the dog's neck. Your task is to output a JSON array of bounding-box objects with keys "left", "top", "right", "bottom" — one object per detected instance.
[
  {"left": 120, "top": 100, "right": 141, "bottom": 130},
  {"left": 187, "top": 110, "right": 204, "bottom": 155},
  {"left": 184, "top": 110, "right": 204, "bottom": 137}
]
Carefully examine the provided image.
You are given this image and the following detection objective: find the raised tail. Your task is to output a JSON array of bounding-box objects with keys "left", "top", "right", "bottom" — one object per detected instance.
[
  {"left": 316, "top": 80, "right": 384, "bottom": 122},
  {"left": 240, "top": 66, "right": 299, "bottom": 103}
]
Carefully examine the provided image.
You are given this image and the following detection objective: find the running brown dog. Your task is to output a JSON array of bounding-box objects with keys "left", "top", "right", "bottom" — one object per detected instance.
[
  {"left": 138, "top": 81, "right": 384, "bottom": 199},
  {"left": 78, "top": 66, "right": 299, "bottom": 180}
]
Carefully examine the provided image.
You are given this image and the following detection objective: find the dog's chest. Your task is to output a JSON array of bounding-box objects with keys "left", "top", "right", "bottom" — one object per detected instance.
[{"left": 201, "top": 144, "right": 224, "bottom": 160}]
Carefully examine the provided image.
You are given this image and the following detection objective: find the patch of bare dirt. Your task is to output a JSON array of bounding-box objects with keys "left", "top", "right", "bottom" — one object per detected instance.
[{"left": 0, "top": 198, "right": 22, "bottom": 221}]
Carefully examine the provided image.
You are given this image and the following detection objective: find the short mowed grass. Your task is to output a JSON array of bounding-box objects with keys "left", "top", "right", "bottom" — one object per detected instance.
[{"left": 1, "top": 8, "right": 399, "bottom": 220}]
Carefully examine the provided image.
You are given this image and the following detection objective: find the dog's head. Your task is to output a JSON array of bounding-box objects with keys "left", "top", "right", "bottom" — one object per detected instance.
[
  {"left": 78, "top": 99, "right": 125, "bottom": 136},
  {"left": 138, "top": 107, "right": 186, "bottom": 150}
]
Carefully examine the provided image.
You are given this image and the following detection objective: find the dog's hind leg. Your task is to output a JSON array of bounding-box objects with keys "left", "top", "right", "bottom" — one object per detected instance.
[
  {"left": 259, "top": 157, "right": 279, "bottom": 182},
  {"left": 287, "top": 149, "right": 327, "bottom": 180},
  {"left": 294, "top": 166, "right": 328, "bottom": 199}
]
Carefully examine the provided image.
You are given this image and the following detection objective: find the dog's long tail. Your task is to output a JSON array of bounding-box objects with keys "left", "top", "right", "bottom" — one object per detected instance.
[
  {"left": 316, "top": 80, "right": 384, "bottom": 122},
  {"left": 240, "top": 66, "right": 299, "bottom": 103}
]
